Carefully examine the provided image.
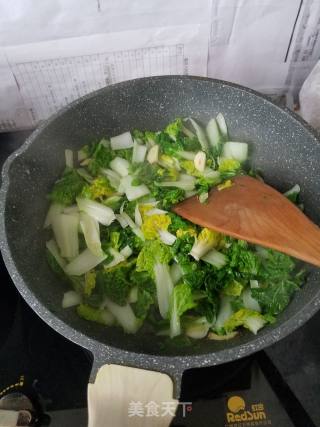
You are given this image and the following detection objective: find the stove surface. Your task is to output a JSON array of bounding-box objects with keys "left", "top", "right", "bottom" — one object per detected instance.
[{"left": 0, "top": 130, "right": 319, "bottom": 427}]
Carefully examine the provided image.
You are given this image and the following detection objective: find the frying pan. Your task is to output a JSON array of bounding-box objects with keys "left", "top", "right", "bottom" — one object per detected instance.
[{"left": 1, "top": 76, "right": 320, "bottom": 424}]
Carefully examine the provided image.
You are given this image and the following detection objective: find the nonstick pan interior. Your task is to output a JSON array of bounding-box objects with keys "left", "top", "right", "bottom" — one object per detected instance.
[{"left": 1, "top": 76, "right": 320, "bottom": 375}]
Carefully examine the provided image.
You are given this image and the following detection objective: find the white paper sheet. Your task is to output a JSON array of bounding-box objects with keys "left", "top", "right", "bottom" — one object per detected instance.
[
  {"left": 4, "top": 24, "right": 209, "bottom": 126},
  {"left": 2, "top": 0, "right": 320, "bottom": 132},
  {"left": 0, "top": 49, "right": 32, "bottom": 130},
  {"left": 285, "top": 0, "right": 320, "bottom": 95},
  {"left": 208, "top": 0, "right": 301, "bottom": 94},
  {"left": 208, "top": 0, "right": 320, "bottom": 96},
  {"left": 0, "top": 0, "right": 211, "bottom": 46}
]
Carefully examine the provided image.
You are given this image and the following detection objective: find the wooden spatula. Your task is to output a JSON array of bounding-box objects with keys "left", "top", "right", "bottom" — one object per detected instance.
[{"left": 173, "top": 175, "right": 320, "bottom": 268}]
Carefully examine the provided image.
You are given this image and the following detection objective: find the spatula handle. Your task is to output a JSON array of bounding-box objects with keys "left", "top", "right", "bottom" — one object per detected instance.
[{"left": 87, "top": 364, "right": 178, "bottom": 427}]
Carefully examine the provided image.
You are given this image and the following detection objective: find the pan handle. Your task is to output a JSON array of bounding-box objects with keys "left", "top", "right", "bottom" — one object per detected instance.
[{"left": 87, "top": 364, "right": 179, "bottom": 427}]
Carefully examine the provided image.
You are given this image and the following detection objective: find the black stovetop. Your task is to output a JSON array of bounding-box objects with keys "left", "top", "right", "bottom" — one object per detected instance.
[{"left": 0, "top": 131, "right": 319, "bottom": 427}]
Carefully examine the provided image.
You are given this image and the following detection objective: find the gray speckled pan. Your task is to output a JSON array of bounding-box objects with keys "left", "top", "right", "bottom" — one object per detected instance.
[{"left": 1, "top": 76, "right": 320, "bottom": 397}]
